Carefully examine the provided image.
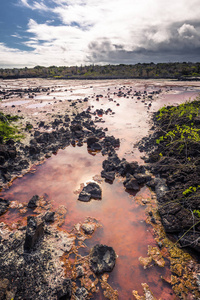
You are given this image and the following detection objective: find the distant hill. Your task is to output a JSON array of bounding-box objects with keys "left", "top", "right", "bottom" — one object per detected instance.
[{"left": 0, "top": 62, "right": 200, "bottom": 80}]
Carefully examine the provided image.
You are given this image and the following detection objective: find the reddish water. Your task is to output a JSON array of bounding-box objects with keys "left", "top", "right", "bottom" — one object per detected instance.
[
  {"left": 0, "top": 145, "right": 176, "bottom": 299},
  {"left": 1, "top": 80, "right": 200, "bottom": 299}
]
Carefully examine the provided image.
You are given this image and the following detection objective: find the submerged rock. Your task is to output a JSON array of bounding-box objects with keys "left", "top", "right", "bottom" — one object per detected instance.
[
  {"left": 78, "top": 182, "right": 102, "bottom": 202},
  {"left": 89, "top": 244, "right": 116, "bottom": 274}
]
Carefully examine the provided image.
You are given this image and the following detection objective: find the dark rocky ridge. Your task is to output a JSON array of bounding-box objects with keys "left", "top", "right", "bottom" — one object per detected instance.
[{"left": 138, "top": 105, "right": 200, "bottom": 253}]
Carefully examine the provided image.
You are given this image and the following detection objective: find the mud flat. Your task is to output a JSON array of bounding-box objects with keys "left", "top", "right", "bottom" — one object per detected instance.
[{"left": 0, "top": 79, "right": 200, "bottom": 299}]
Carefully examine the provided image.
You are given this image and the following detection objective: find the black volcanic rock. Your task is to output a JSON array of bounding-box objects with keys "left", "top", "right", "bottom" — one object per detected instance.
[
  {"left": 0, "top": 198, "right": 9, "bottom": 216},
  {"left": 101, "top": 170, "right": 115, "bottom": 182},
  {"left": 123, "top": 176, "right": 140, "bottom": 191},
  {"left": 24, "top": 216, "right": 44, "bottom": 253},
  {"left": 27, "top": 195, "right": 39, "bottom": 208},
  {"left": 89, "top": 244, "right": 116, "bottom": 274},
  {"left": 78, "top": 182, "right": 102, "bottom": 202}
]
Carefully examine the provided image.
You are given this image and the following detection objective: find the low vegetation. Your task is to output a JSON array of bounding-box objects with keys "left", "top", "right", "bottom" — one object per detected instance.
[
  {"left": 0, "top": 112, "right": 23, "bottom": 141},
  {"left": 144, "top": 97, "right": 200, "bottom": 251},
  {"left": 0, "top": 62, "right": 200, "bottom": 80}
]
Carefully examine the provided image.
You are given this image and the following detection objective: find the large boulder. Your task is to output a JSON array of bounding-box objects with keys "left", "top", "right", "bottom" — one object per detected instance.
[
  {"left": 78, "top": 183, "right": 102, "bottom": 202},
  {"left": 89, "top": 244, "right": 116, "bottom": 274}
]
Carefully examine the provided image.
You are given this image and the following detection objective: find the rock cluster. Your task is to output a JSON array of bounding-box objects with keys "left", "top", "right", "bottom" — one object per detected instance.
[{"left": 0, "top": 110, "right": 120, "bottom": 189}]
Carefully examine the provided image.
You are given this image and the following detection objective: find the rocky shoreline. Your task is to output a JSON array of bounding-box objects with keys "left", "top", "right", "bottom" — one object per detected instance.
[
  {"left": 1, "top": 81, "right": 200, "bottom": 299},
  {"left": 138, "top": 102, "right": 200, "bottom": 254},
  {"left": 0, "top": 96, "right": 154, "bottom": 299}
]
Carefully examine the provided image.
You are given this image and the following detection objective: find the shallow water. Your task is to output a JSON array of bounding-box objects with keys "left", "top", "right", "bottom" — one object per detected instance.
[
  {"left": 0, "top": 145, "right": 176, "bottom": 299},
  {"left": 1, "top": 79, "right": 200, "bottom": 299}
]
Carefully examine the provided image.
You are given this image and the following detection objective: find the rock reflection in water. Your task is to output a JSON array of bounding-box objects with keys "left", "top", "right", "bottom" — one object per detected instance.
[{"left": 1, "top": 145, "right": 177, "bottom": 299}]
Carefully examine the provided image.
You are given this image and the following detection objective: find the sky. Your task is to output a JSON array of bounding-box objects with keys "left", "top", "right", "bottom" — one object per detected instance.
[{"left": 0, "top": 0, "right": 200, "bottom": 68}]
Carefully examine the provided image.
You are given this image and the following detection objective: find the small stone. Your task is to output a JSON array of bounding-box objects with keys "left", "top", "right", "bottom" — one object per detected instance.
[
  {"left": 81, "top": 222, "right": 95, "bottom": 234},
  {"left": 75, "top": 287, "right": 88, "bottom": 300},
  {"left": 76, "top": 266, "right": 84, "bottom": 278}
]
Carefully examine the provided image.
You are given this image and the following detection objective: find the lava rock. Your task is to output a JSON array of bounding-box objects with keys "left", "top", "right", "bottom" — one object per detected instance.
[
  {"left": 134, "top": 173, "right": 152, "bottom": 184},
  {"left": 89, "top": 244, "right": 116, "bottom": 274},
  {"left": 0, "top": 145, "right": 9, "bottom": 159},
  {"left": 24, "top": 216, "right": 44, "bottom": 253},
  {"left": 57, "top": 279, "right": 72, "bottom": 300},
  {"left": 0, "top": 198, "right": 10, "bottom": 216},
  {"left": 103, "top": 136, "right": 120, "bottom": 148},
  {"left": 117, "top": 160, "right": 138, "bottom": 176},
  {"left": 27, "top": 195, "right": 39, "bottom": 208},
  {"left": 76, "top": 266, "right": 84, "bottom": 278},
  {"left": 123, "top": 176, "right": 140, "bottom": 191},
  {"left": 87, "top": 136, "right": 99, "bottom": 148},
  {"left": 29, "top": 145, "right": 40, "bottom": 156},
  {"left": 75, "top": 287, "right": 88, "bottom": 300},
  {"left": 78, "top": 183, "right": 102, "bottom": 202},
  {"left": 43, "top": 211, "right": 55, "bottom": 223},
  {"left": 70, "top": 123, "right": 83, "bottom": 132},
  {"left": 81, "top": 222, "right": 95, "bottom": 234},
  {"left": 101, "top": 170, "right": 115, "bottom": 182},
  {"left": 154, "top": 178, "right": 169, "bottom": 201},
  {"left": 179, "top": 232, "right": 200, "bottom": 252}
]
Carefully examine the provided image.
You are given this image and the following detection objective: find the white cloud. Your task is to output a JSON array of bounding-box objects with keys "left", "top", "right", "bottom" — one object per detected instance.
[
  {"left": 20, "top": 0, "right": 30, "bottom": 8},
  {"left": 19, "top": 0, "right": 50, "bottom": 11},
  {"left": 3, "top": 0, "right": 200, "bottom": 67},
  {"left": 11, "top": 33, "right": 23, "bottom": 39},
  {"left": 178, "top": 24, "right": 198, "bottom": 39}
]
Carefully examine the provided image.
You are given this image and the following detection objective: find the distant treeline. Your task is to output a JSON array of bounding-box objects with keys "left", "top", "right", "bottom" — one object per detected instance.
[{"left": 0, "top": 62, "right": 200, "bottom": 80}]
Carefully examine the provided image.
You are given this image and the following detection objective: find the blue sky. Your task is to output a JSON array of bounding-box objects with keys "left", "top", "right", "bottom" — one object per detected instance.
[{"left": 0, "top": 0, "right": 200, "bottom": 68}]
